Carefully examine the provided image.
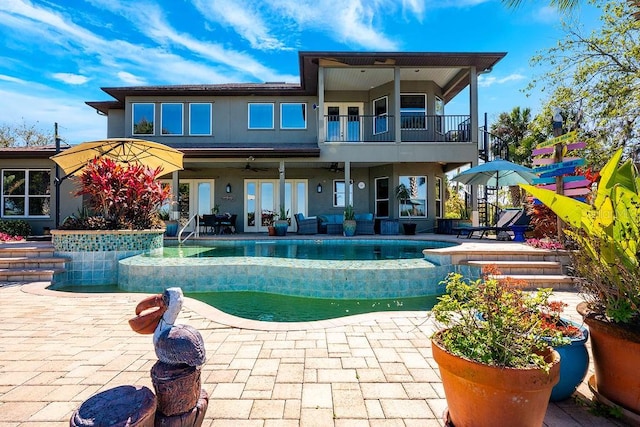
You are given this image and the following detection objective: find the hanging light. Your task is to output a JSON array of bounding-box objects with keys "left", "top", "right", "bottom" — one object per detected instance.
[
  {"left": 225, "top": 183, "right": 232, "bottom": 193},
  {"left": 317, "top": 183, "right": 322, "bottom": 193}
]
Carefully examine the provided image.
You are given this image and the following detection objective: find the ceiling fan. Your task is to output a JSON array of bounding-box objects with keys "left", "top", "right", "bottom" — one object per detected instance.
[
  {"left": 241, "top": 156, "right": 268, "bottom": 172},
  {"left": 324, "top": 162, "right": 344, "bottom": 173}
]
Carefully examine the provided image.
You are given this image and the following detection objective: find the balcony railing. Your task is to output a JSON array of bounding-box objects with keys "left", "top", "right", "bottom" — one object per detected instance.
[{"left": 323, "top": 115, "right": 471, "bottom": 143}]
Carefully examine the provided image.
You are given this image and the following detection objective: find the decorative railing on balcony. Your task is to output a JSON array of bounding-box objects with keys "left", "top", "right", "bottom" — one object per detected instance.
[{"left": 323, "top": 115, "right": 471, "bottom": 143}]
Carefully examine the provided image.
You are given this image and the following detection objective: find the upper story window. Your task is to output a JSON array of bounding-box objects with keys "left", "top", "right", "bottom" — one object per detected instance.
[
  {"left": 161, "top": 103, "right": 183, "bottom": 135},
  {"left": 189, "top": 103, "right": 212, "bottom": 135},
  {"left": 2, "top": 169, "right": 50, "bottom": 218},
  {"left": 398, "top": 175, "right": 427, "bottom": 218},
  {"left": 132, "top": 103, "right": 154, "bottom": 135},
  {"left": 280, "top": 103, "right": 307, "bottom": 129},
  {"left": 248, "top": 103, "right": 274, "bottom": 129},
  {"left": 333, "top": 180, "right": 354, "bottom": 208},
  {"left": 400, "top": 94, "right": 426, "bottom": 129},
  {"left": 373, "top": 96, "right": 388, "bottom": 134}
]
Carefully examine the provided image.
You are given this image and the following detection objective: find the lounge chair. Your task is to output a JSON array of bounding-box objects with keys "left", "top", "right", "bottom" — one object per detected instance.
[
  {"left": 294, "top": 213, "right": 318, "bottom": 234},
  {"left": 355, "top": 213, "right": 375, "bottom": 235},
  {"left": 453, "top": 208, "right": 525, "bottom": 239}
]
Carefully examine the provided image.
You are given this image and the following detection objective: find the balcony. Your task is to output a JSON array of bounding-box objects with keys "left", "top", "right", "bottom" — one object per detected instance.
[{"left": 322, "top": 114, "right": 471, "bottom": 143}]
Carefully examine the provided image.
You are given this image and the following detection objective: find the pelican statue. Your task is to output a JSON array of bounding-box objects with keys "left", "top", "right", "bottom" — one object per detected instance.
[{"left": 129, "top": 287, "right": 206, "bottom": 368}]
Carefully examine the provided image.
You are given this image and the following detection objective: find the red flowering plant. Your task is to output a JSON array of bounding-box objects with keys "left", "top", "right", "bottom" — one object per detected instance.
[
  {"left": 539, "top": 300, "right": 584, "bottom": 339},
  {"left": 60, "top": 157, "right": 171, "bottom": 230}
]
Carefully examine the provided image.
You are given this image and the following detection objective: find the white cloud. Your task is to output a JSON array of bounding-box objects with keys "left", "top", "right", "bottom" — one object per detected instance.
[
  {"left": 193, "top": 0, "right": 288, "bottom": 51},
  {"left": 52, "top": 73, "right": 90, "bottom": 85},
  {"left": 532, "top": 6, "right": 560, "bottom": 23},
  {"left": 0, "top": 74, "right": 27, "bottom": 84},
  {"left": 117, "top": 71, "right": 146, "bottom": 86},
  {"left": 478, "top": 73, "right": 526, "bottom": 88}
]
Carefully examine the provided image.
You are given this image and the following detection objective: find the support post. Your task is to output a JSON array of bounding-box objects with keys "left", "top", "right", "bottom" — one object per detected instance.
[{"left": 552, "top": 108, "right": 565, "bottom": 242}]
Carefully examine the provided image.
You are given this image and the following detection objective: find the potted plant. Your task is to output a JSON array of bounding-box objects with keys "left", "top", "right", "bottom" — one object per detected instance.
[
  {"left": 159, "top": 208, "right": 178, "bottom": 237},
  {"left": 274, "top": 206, "right": 289, "bottom": 236},
  {"left": 343, "top": 204, "right": 356, "bottom": 237},
  {"left": 262, "top": 210, "right": 277, "bottom": 236},
  {"left": 394, "top": 183, "right": 416, "bottom": 235},
  {"left": 521, "top": 148, "right": 640, "bottom": 416},
  {"left": 539, "top": 300, "right": 589, "bottom": 402},
  {"left": 431, "top": 267, "right": 561, "bottom": 426}
]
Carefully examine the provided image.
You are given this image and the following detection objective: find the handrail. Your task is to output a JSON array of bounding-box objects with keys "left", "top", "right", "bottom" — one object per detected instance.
[{"left": 178, "top": 214, "right": 200, "bottom": 244}]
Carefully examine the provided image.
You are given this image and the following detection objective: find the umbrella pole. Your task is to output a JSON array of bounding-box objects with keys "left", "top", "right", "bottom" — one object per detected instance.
[{"left": 55, "top": 123, "right": 61, "bottom": 229}]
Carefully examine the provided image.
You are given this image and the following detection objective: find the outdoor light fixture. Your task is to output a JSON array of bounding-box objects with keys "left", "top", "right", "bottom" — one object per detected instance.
[
  {"left": 317, "top": 183, "right": 322, "bottom": 193},
  {"left": 226, "top": 183, "right": 232, "bottom": 193}
]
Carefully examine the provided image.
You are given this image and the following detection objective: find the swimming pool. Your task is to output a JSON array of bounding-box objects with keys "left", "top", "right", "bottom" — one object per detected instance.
[{"left": 118, "top": 239, "right": 469, "bottom": 301}]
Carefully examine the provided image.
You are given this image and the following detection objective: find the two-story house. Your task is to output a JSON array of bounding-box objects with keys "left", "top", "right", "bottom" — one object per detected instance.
[{"left": 1, "top": 51, "right": 505, "bottom": 235}]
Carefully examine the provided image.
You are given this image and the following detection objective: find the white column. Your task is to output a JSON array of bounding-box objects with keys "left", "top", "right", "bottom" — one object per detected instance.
[
  {"left": 394, "top": 67, "right": 401, "bottom": 144},
  {"left": 469, "top": 66, "right": 479, "bottom": 225},
  {"left": 344, "top": 160, "right": 351, "bottom": 207},
  {"left": 318, "top": 67, "right": 325, "bottom": 143},
  {"left": 171, "top": 171, "right": 180, "bottom": 220}
]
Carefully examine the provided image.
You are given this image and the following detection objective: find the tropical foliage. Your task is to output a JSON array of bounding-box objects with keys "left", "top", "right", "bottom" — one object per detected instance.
[
  {"left": 61, "top": 157, "right": 171, "bottom": 230},
  {"left": 521, "top": 148, "right": 640, "bottom": 324},
  {"left": 527, "top": 1, "right": 640, "bottom": 161}
]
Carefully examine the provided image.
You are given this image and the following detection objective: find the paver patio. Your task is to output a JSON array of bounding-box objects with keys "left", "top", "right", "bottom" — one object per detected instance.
[{"left": 0, "top": 278, "right": 628, "bottom": 426}]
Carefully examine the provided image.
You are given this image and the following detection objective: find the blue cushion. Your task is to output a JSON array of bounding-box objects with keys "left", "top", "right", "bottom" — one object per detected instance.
[{"left": 355, "top": 213, "right": 373, "bottom": 221}]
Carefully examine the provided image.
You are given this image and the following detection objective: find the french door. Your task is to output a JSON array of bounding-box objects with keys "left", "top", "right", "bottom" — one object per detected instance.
[
  {"left": 245, "top": 179, "right": 308, "bottom": 232},
  {"left": 162, "top": 179, "right": 214, "bottom": 231},
  {"left": 325, "top": 103, "right": 363, "bottom": 142}
]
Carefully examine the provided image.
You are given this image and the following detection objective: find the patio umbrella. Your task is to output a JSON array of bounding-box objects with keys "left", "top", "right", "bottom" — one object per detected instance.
[
  {"left": 451, "top": 158, "right": 537, "bottom": 188},
  {"left": 451, "top": 158, "right": 537, "bottom": 225},
  {"left": 50, "top": 138, "right": 184, "bottom": 178}
]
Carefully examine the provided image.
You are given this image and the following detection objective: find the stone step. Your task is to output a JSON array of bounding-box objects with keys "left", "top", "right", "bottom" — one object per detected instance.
[
  {"left": 0, "top": 256, "right": 69, "bottom": 269},
  {"left": 465, "top": 260, "right": 563, "bottom": 275},
  {"left": 0, "top": 267, "right": 64, "bottom": 282},
  {"left": 0, "top": 244, "right": 55, "bottom": 258},
  {"left": 491, "top": 274, "right": 575, "bottom": 291}
]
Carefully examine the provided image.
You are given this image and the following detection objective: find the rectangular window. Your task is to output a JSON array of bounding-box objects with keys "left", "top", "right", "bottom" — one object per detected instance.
[
  {"left": 189, "top": 103, "right": 212, "bottom": 135},
  {"left": 132, "top": 103, "right": 154, "bottom": 135},
  {"left": 400, "top": 94, "right": 426, "bottom": 129},
  {"left": 333, "top": 180, "right": 354, "bottom": 208},
  {"left": 280, "top": 103, "right": 307, "bottom": 129},
  {"left": 2, "top": 169, "right": 50, "bottom": 217},
  {"left": 435, "top": 176, "right": 443, "bottom": 218},
  {"left": 161, "top": 103, "right": 183, "bottom": 135},
  {"left": 373, "top": 96, "right": 388, "bottom": 134},
  {"left": 375, "top": 177, "right": 389, "bottom": 218},
  {"left": 398, "top": 175, "right": 427, "bottom": 218},
  {"left": 248, "top": 103, "right": 274, "bottom": 129}
]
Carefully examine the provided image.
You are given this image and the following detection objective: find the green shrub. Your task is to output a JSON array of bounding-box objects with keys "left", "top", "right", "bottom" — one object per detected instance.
[{"left": 0, "top": 219, "right": 31, "bottom": 238}]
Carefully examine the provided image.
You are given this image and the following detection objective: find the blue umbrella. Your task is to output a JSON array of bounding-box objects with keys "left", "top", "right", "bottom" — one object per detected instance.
[{"left": 451, "top": 158, "right": 537, "bottom": 188}]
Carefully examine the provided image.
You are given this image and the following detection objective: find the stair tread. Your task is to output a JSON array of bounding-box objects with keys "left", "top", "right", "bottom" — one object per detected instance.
[
  {"left": 0, "top": 267, "right": 64, "bottom": 273},
  {"left": 466, "top": 260, "right": 560, "bottom": 266},
  {"left": 492, "top": 274, "right": 574, "bottom": 282},
  {"left": 0, "top": 257, "right": 68, "bottom": 262}
]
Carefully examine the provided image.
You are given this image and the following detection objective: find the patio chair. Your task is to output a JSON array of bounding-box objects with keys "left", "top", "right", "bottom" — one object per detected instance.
[
  {"left": 217, "top": 214, "right": 236, "bottom": 234},
  {"left": 453, "top": 208, "right": 524, "bottom": 239},
  {"left": 294, "top": 213, "right": 318, "bottom": 235},
  {"left": 355, "top": 213, "right": 375, "bottom": 235},
  {"left": 200, "top": 214, "right": 218, "bottom": 235}
]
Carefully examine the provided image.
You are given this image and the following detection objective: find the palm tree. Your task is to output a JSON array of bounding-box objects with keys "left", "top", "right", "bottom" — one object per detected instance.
[{"left": 501, "top": 0, "right": 580, "bottom": 11}]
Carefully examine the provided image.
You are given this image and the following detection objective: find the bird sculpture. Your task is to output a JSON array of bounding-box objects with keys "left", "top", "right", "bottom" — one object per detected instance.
[{"left": 129, "top": 287, "right": 206, "bottom": 368}]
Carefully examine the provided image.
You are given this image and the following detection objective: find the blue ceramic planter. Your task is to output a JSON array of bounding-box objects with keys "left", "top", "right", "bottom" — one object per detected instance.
[{"left": 546, "top": 320, "right": 590, "bottom": 401}]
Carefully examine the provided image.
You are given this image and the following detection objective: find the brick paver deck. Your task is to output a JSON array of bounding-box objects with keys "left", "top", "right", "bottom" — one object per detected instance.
[{"left": 0, "top": 279, "right": 628, "bottom": 426}]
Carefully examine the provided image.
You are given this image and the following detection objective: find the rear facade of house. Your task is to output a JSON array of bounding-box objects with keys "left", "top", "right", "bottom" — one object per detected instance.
[{"left": 1, "top": 51, "right": 505, "bottom": 235}]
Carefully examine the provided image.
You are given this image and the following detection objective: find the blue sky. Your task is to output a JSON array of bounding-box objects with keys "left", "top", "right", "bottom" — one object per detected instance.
[{"left": 0, "top": 0, "right": 601, "bottom": 145}]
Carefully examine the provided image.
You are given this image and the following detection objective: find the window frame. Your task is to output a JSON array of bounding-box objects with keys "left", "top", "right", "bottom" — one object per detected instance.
[
  {"left": 189, "top": 103, "right": 213, "bottom": 136},
  {"left": 2, "top": 169, "right": 51, "bottom": 218},
  {"left": 400, "top": 93, "right": 427, "bottom": 130},
  {"left": 373, "top": 96, "right": 388, "bottom": 135},
  {"left": 248, "top": 103, "right": 275, "bottom": 130},
  {"left": 332, "top": 179, "right": 354, "bottom": 208},
  {"left": 398, "top": 175, "right": 427, "bottom": 218},
  {"left": 435, "top": 176, "right": 443, "bottom": 219},
  {"left": 132, "top": 103, "right": 155, "bottom": 135},
  {"left": 161, "top": 103, "right": 184, "bottom": 135},
  {"left": 280, "top": 102, "right": 307, "bottom": 130}
]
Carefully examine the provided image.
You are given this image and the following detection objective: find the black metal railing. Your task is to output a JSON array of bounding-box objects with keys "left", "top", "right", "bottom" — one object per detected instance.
[{"left": 323, "top": 114, "right": 471, "bottom": 143}]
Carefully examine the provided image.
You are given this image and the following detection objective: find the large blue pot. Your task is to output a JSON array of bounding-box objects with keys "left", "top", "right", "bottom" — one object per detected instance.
[{"left": 547, "top": 320, "right": 590, "bottom": 401}]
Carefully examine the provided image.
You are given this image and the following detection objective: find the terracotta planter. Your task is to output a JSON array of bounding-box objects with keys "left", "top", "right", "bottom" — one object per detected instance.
[
  {"left": 577, "top": 302, "right": 640, "bottom": 414},
  {"left": 431, "top": 335, "right": 560, "bottom": 427},
  {"left": 267, "top": 226, "right": 276, "bottom": 236}
]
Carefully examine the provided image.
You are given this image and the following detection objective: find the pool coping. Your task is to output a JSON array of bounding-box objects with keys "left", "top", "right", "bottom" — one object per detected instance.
[{"left": 23, "top": 281, "right": 433, "bottom": 331}]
